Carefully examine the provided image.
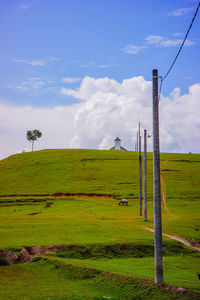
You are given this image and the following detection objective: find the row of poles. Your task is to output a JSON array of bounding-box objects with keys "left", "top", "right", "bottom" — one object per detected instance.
[
  {"left": 134, "top": 70, "right": 163, "bottom": 284},
  {"left": 135, "top": 123, "right": 148, "bottom": 222}
]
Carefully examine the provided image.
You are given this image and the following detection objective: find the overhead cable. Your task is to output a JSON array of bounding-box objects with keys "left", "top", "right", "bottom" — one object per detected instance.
[{"left": 161, "top": 2, "right": 200, "bottom": 83}]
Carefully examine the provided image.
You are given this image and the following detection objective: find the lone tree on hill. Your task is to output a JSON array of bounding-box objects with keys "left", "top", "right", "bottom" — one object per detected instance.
[{"left": 26, "top": 129, "right": 42, "bottom": 151}]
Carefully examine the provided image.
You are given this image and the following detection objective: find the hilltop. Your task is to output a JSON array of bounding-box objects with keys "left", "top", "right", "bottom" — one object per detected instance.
[{"left": 1, "top": 148, "right": 200, "bottom": 197}]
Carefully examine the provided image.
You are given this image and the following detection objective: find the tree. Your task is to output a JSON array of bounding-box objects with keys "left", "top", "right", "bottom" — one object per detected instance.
[{"left": 26, "top": 129, "right": 42, "bottom": 151}]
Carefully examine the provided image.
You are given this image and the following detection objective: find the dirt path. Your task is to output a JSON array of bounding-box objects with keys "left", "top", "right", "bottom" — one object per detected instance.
[
  {"left": 0, "top": 192, "right": 114, "bottom": 199},
  {"left": 145, "top": 227, "right": 200, "bottom": 252}
]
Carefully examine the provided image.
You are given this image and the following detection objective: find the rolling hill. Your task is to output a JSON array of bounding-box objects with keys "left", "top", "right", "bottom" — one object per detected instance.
[{"left": 0, "top": 149, "right": 199, "bottom": 299}]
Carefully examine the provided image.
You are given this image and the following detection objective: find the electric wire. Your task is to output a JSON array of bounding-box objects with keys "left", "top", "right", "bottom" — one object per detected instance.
[
  {"left": 162, "top": 1, "right": 200, "bottom": 82},
  {"left": 159, "top": 1, "right": 200, "bottom": 99}
]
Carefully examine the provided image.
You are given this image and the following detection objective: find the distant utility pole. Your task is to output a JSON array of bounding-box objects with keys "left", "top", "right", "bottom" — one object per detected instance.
[
  {"left": 137, "top": 131, "right": 139, "bottom": 152},
  {"left": 152, "top": 69, "right": 163, "bottom": 284},
  {"left": 139, "top": 123, "right": 142, "bottom": 216},
  {"left": 143, "top": 129, "right": 147, "bottom": 221}
]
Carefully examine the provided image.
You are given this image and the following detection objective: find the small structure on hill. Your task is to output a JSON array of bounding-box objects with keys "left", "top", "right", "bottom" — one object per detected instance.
[{"left": 109, "top": 137, "right": 127, "bottom": 151}]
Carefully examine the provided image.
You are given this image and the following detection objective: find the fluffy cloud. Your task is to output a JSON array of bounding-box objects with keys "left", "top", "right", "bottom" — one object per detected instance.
[
  {"left": 16, "top": 77, "right": 47, "bottom": 91},
  {"left": 123, "top": 44, "right": 146, "bottom": 54},
  {"left": 19, "top": 0, "right": 39, "bottom": 11},
  {"left": 14, "top": 56, "right": 59, "bottom": 67},
  {"left": 168, "top": 7, "right": 195, "bottom": 17},
  {"left": 0, "top": 102, "right": 76, "bottom": 158},
  {"left": 1, "top": 76, "right": 200, "bottom": 159},
  {"left": 145, "top": 35, "right": 195, "bottom": 47},
  {"left": 124, "top": 34, "right": 195, "bottom": 56},
  {"left": 145, "top": 35, "right": 164, "bottom": 45},
  {"left": 97, "top": 64, "right": 113, "bottom": 69},
  {"left": 14, "top": 59, "right": 46, "bottom": 66},
  {"left": 61, "top": 77, "right": 81, "bottom": 84}
]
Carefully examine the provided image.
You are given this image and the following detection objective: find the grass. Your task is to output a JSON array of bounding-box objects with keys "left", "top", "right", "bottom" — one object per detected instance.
[
  {"left": 0, "top": 149, "right": 199, "bottom": 299},
  {"left": 54, "top": 255, "right": 200, "bottom": 293},
  {"left": 0, "top": 194, "right": 199, "bottom": 248},
  {"left": 0, "top": 259, "right": 198, "bottom": 300},
  {"left": 0, "top": 196, "right": 155, "bottom": 248},
  {"left": 0, "top": 149, "right": 141, "bottom": 197}
]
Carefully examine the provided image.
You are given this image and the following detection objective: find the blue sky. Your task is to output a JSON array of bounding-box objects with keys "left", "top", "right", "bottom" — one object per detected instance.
[
  {"left": 0, "top": 0, "right": 200, "bottom": 157},
  {"left": 1, "top": 0, "right": 199, "bottom": 107}
]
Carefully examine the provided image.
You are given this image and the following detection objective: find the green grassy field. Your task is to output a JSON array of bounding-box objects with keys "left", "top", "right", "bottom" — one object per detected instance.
[
  {"left": 0, "top": 149, "right": 199, "bottom": 299},
  {"left": 1, "top": 259, "right": 198, "bottom": 300}
]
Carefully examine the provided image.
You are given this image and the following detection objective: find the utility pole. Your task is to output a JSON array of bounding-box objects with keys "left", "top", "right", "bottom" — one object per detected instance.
[
  {"left": 152, "top": 69, "right": 163, "bottom": 284},
  {"left": 143, "top": 129, "right": 147, "bottom": 221},
  {"left": 139, "top": 123, "right": 142, "bottom": 216},
  {"left": 137, "top": 132, "right": 138, "bottom": 152}
]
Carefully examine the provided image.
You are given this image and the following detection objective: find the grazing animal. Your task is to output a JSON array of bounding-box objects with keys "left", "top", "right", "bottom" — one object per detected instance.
[
  {"left": 118, "top": 199, "right": 128, "bottom": 206},
  {"left": 197, "top": 272, "right": 200, "bottom": 280}
]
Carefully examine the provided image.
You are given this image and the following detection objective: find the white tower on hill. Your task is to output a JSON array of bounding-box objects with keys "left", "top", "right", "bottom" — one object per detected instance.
[{"left": 109, "top": 137, "right": 127, "bottom": 151}]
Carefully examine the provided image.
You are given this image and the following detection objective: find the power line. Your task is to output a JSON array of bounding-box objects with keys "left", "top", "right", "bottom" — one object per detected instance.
[{"left": 159, "top": 1, "right": 200, "bottom": 98}]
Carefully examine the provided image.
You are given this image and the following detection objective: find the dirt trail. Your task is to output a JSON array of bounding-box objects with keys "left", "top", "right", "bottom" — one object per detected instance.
[
  {"left": 0, "top": 192, "right": 115, "bottom": 199},
  {"left": 145, "top": 227, "right": 200, "bottom": 252}
]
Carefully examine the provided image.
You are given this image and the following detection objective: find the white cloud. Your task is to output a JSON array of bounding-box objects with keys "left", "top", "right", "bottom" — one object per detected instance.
[
  {"left": 19, "top": 0, "right": 39, "bottom": 10},
  {"left": 14, "top": 58, "right": 46, "bottom": 66},
  {"left": 123, "top": 44, "right": 146, "bottom": 54},
  {"left": 145, "top": 35, "right": 164, "bottom": 45},
  {"left": 0, "top": 102, "right": 76, "bottom": 159},
  {"left": 19, "top": 4, "right": 33, "bottom": 10},
  {"left": 173, "top": 32, "right": 183, "bottom": 37},
  {"left": 79, "top": 62, "right": 95, "bottom": 68},
  {"left": 145, "top": 34, "right": 195, "bottom": 47},
  {"left": 61, "top": 77, "right": 81, "bottom": 84},
  {"left": 124, "top": 34, "right": 194, "bottom": 55},
  {"left": 15, "top": 77, "right": 48, "bottom": 91},
  {"left": 97, "top": 64, "right": 112, "bottom": 69},
  {"left": 160, "top": 39, "right": 195, "bottom": 47},
  {"left": 168, "top": 7, "right": 195, "bottom": 17},
  {"left": 1, "top": 76, "right": 200, "bottom": 159}
]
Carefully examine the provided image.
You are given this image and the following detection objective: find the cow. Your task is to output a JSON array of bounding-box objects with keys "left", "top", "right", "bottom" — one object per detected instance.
[
  {"left": 197, "top": 272, "right": 200, "bottom": 280},
  {"left": 118, "top": 199, "right": 128, "bottom": 206}
]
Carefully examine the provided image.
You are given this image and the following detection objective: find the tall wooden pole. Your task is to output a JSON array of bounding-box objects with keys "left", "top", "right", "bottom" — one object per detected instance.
[
  {"left": 152, "top": 69, "right": 163, "bottom": 284},
  {"left": 143, "top": 129, "right": 147, "bottom": 221},
  {"left": 139, "top": 123, "right": 142, "bottom": 216}
]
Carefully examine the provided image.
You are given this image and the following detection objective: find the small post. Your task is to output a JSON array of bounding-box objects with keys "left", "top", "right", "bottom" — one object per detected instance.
[
  {"left": 143, "top": 129, "right": 147, "bottom": 221},
  {"left": 139, "top": 123, "right": 142, "bottom": 216},
  {"left": 152, "top": 69, "right": 163, "bottom": 284}
]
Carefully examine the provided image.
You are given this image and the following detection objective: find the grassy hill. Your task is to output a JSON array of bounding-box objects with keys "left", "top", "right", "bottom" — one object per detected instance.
[
  {"left": 0, "top": 149, "right": 199, "bottom": 299},
  {"left": 0, "top": 149, "right": 143, "bottom": 197},
  {"left": 0, "top": 149, "right": 200, "bottom": 198}
]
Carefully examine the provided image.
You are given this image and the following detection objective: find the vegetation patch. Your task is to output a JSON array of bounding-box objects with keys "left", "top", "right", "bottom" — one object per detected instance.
[
  {"left": 0, "top": 241, "right": 196, "bottom": 266},
  {"left": 32, "top": 257, "right": 200, "bottom": 300},
  {"left": 53, "top": 241, "right": 196, "bottom": 260},
  {"left": 38, "top": 257, "right": 102, "bottom": 280}
]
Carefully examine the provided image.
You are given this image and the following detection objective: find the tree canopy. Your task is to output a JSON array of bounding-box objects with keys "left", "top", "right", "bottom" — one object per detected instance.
[{"left": 26, "top": 129, "right": 42, "bottom": 151}]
